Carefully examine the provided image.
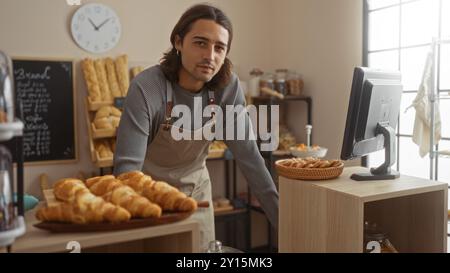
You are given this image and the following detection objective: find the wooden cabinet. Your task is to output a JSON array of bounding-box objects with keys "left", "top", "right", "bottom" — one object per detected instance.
[{"left": 279, "top": 166, "right": 448, "bottom": 253}]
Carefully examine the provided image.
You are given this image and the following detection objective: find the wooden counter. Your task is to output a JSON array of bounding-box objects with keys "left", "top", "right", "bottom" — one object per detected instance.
[
  {"left": 279, "top": 166, "right": 448, "bottom": 253},
  {"left": 10, "top": 205, "right": 200, "bottom": 253}
]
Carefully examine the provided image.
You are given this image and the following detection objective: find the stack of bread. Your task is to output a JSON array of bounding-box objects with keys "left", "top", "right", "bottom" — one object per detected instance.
[
  {"left": 81, "top": 55, "right": 130, "bottom": 102},
  {"left": 130, "top": 66, "right": 144, "bottom": 80},
  {"left": 92, "top": 105, "right": 122, "bottom": 130},
  {"left": 95, "top": 139, "right": 115, "bottom": 159},
  {"left": 209, "top": 141, "right": 227, "bottom": 151},
  {"left": 36, "top": 171, "right": 199, "bottom": 224}
]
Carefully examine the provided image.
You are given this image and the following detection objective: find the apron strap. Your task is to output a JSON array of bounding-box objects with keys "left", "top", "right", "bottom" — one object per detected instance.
[
  {"left": 164, "top": 81, "right": 216, "bottom": 129},
  {"left": 208, "top": 91, "right": 216, "bottom": 117},
  {"left": 164, "top": 80, "right": 173, "bottom": 130}
]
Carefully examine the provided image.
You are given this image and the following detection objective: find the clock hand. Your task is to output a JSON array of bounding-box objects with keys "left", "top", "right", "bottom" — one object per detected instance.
[
  {"left": 88, "top": 18, "right": 99, "bottom": 31},
  {"left": 97, "top": 18, "right": 111, "bottom": 30}
]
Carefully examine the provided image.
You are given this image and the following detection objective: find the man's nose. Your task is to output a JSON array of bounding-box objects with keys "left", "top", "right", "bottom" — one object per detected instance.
[{"left": 203, "top": 45, "right": 215, "bottom": 61}]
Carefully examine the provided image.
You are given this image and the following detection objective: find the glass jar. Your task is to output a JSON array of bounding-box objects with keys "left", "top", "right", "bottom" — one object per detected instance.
[
  {"left": 259, "top": 73, "right": 274, "bottom": 96},
  {"left": 363, "top": 221, "right": 398, "bottom": 253},
  {"left": 249, "top": 68, "right": 263, "bottom": 97},
  {"left": 206, "top": 240, "right": 244, "bottom": 253},
  {"left": 287, "top": 71, "right": 304, "bottom": 96},
  {"left": 274, "top": 69, "right": 288, "bottom": 96}
]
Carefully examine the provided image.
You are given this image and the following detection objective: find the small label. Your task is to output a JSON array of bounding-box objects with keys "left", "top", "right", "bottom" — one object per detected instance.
[{"left": 114, "top": 97, "right": 126, "bottom": 110}]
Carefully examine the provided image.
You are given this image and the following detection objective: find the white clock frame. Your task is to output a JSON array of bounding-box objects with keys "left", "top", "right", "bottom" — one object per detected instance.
[{"left": 70, "top": 3, "right": 121, "bottom": 53}]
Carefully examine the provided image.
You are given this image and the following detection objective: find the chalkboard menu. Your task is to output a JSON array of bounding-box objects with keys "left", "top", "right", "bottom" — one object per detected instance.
[{"left": 6, "top": 59, "right": 77, "bottom": 164}]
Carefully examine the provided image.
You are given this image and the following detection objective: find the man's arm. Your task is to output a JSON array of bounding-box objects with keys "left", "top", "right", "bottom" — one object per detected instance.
[
  {"left": 113, "top": 81, "right": 152, "bottom": 175},
  {"left": 222, "top": 79, "right": 279, "bottom": 230}
]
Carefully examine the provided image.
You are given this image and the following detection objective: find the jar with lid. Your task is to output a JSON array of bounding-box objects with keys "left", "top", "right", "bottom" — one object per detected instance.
[
  {"left": 287, "top": 71, "right": 304, "bottom": 96},
  {"left": 249, "top": 68, "right": 263, "bottom": 97},
  {"left": 259, "top": 73, "right": 274, "bottom": 96},
  {"left": 363, "top": 221, "right": 398, "bottom": 253},
  {"left": 274, "top": 68, "right": 288, "bottom": 96}
]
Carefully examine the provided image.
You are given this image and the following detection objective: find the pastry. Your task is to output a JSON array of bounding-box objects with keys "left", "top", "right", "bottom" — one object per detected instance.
[
  {"left": 105, "top": 57, "right": 122, "bottom": 98},
  {"left": 81, "top": 58, "right": 101, "bottom": 102},
  {"left": 93, "top": 106, "right": 122, "bottom": 130},
  {"left": 94, "top": 59, "right": 112, "bottom": 101},
  {"left": 37, "top": 178, "right": 131, "bottom": 224},
  {"left": 117, "top": 171, "right": 198, "bottom": 212},
  {"left": 115, "top": 55, "right": 129, "bottom": 97},
  {"left": 281, "top": 157, "right": 343, "bottom": 169},
  {"left": 130, "top": 66, "right": 144, "bottom": 79},
  {"left": 85, "top": 175, "right": 162, "bottom": 218}
]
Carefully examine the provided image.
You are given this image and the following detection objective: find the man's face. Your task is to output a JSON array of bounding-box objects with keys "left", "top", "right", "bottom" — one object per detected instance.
[{"left": 175, "top": 19, "right": 229, "bottom": 84}]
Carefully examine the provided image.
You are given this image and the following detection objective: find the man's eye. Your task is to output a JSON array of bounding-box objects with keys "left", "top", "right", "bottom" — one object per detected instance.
[
  {"left": 195, "top": 41, "right": 206, "bottom": 46},
  {"left": 216, "top": 46, "right": 225, "bottom": 53}
]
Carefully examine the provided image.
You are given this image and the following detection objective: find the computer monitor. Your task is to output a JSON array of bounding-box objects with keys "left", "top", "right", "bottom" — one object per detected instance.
[{"left": 341, "top": 67, "right": 403, "bottom": 181}]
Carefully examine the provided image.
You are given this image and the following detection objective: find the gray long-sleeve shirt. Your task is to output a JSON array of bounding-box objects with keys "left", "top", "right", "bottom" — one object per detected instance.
[{"left": 113, "top": 65, "right": 278, "bottom": 229}]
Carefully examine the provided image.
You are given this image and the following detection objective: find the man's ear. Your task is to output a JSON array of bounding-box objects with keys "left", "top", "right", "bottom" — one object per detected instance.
[{"left": 174, "top": 35, "right": 182, "bottom": 51}]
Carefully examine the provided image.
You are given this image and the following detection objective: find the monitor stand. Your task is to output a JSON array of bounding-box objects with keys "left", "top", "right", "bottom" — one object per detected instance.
[{"left": 351, "top": 123, "right": 400, "bottom": 181}]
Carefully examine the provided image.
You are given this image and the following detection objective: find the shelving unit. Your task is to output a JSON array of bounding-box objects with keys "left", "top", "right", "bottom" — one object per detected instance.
[
  {"left": 209, "top": 149, "right": 251, "bottom": 252},
  {"left": 250, "top": 94, "right": 312, "bottom": 252}
]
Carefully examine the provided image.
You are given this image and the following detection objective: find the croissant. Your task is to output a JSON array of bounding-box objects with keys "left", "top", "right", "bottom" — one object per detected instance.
[
  {"left": 53, "top": 178, "right": 90, "bottom": 203},
  {"left": 36, "top": 198, "right": 131, "bottom": 224},
  {"left": 85, "top": 176, "right": 162, "bottom": 218},
  {"left": 38, "top": 178, "right": 131, "bottom": 224},
  {"left": 117, "top": 171, "right": 197, "bottom": 212}
]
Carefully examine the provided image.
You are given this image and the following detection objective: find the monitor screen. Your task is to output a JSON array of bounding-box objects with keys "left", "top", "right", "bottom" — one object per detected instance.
[{"left": 341, "top": 67, "right": 402, "bottom": 160}]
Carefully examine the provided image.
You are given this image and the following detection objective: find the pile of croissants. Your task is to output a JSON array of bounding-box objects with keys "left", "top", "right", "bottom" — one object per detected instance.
[{"left": 36, "top": 171, "right": 198, "bottom": 224}]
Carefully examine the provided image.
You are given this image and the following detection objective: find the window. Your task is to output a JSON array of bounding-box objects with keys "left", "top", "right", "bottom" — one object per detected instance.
[{"left": 364, "top": 0, "right": 450, "bottom": 183}]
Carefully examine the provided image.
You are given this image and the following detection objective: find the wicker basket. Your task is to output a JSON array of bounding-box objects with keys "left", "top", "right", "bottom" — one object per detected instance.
[{"left": 275, "top": 159, "right": 344, "bottom": 180}]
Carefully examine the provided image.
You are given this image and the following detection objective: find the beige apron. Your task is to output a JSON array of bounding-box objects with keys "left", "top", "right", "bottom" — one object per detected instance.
[{"left": 142, "top": 80, "right": 216, "bottom": 252}]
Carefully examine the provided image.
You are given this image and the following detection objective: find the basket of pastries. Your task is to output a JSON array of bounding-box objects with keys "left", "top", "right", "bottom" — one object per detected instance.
[{"left": 275, "top": 157, "right": 344, "bottom": 180}]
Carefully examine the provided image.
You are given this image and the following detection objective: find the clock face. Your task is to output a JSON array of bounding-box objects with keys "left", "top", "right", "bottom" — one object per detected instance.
[{"left": 70, "top": 3, "right": 121, "bottom": 53}]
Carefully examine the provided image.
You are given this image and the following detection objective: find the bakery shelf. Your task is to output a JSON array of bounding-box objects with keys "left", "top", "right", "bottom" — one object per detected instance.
[
  {"left": 251, "top": 95, "right": 311, "bottom": 103},
  {"left": 207, "top": 149, "right": 225, "bottom": 159},
  {"left": 91, "top": 123, "right": 117, "bottom": 139},
  {"left": 214, "top": 208, "right": 247, "bottom": 217},
  {"left": 94, "top": 151, "right": 113, "bottom": 168},
  {"left": 87, "top": 97, "right": 114, "bottom": 111}
]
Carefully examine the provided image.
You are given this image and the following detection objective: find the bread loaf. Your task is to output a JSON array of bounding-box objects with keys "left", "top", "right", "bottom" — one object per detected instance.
[
  {"left": 115, "top": 55, "right": 129, "bottom": 97},
  {"left": 81, "top": 58, "right": 101, "bottom": 102}
]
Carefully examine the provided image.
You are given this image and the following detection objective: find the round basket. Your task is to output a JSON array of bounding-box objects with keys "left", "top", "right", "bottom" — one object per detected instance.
[{"left": 275, "top": 159, "right": 344, "bottom": 180}]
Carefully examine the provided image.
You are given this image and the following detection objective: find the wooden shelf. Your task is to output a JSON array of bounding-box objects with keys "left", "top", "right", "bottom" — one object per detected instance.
[
  {"left": 86, "top": 97, "right": 113, "bottom": 111},
  {"left": 91, "top": 123, "right": 116, "bottom": 139},
  {"left": 214, "top": 208, "right": 247, "bottom": 217},
  {"left": 279, "top": 166, "right": 448, "bottom": 253},
  {"left": 207, "top": 149, "right": 225, "bottom": 159}
]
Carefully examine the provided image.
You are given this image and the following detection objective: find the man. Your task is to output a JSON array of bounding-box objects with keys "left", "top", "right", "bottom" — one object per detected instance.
[{"left": 114, "top": 4, "right": 278, "bottom": 252}]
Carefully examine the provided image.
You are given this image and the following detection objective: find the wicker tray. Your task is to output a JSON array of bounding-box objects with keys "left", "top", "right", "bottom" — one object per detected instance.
[{"left": 275, "top": 159, "right": 344, "bottom": 180}]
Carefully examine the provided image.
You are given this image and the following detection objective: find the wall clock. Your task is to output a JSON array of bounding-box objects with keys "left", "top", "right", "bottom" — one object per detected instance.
[{"left": 70, "top": 3, "right": 121, "bottom": 53}]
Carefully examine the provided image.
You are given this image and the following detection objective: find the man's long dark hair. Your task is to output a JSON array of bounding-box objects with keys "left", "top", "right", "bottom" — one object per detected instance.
[{"left": 160, "top": 4, "right": 233, "bottom": 91}]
